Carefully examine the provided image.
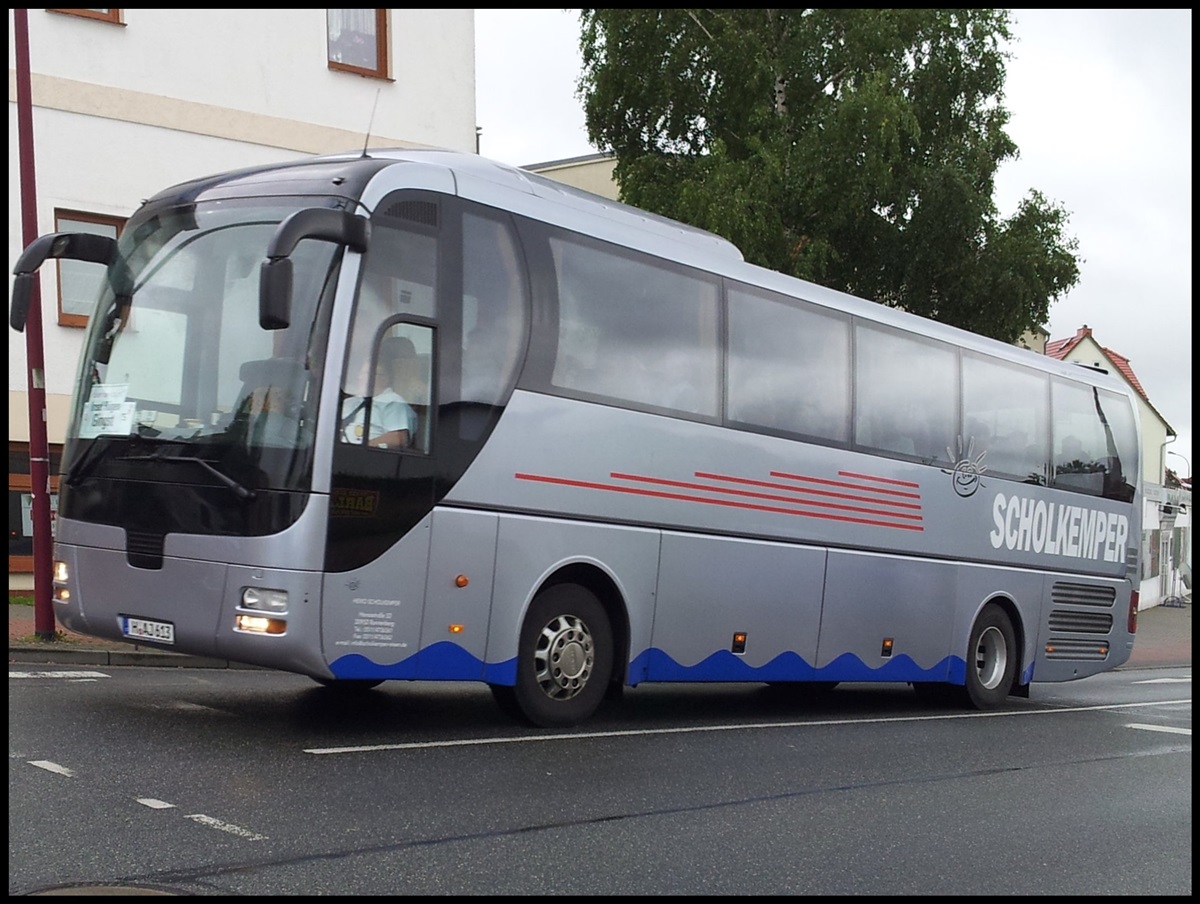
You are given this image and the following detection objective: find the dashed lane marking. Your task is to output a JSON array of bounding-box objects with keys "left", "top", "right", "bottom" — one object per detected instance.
[
  {"left": 1126, "top": 723, "right": 1191, "bottom": 736},
  {"left": 28, "top": 760, "right": 75, "bottom": 776},
  {"left": 184, "top": 813, "right": 268, "bottom": 841},
  {"left": 137, "top": 798, "right": 177, "bottom": 809}
]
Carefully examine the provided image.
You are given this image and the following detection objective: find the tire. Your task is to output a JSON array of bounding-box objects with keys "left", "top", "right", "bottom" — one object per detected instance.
[
  {"left": 963, "top": 603, "right": 1017, "bottom": 710},
  {"left": 504, "top": 583, "right": 614, "bottom": 728}
]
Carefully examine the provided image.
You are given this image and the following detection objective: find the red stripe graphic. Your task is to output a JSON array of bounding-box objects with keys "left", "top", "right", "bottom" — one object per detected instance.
[
  {"left": 835, "top": 470, "right": 921, "bottom": 489},
  {"left": 693, "top": 471, "right": 921, "bottom": 510},
  {"left": 514, "top": 464, "right": 925, "bottom": 532},
  {"left": 612, "top": 472, "right": 923, "bottom": 521},
  {"left": 767, "top": 469, "right": 922, "bottom": 498}
]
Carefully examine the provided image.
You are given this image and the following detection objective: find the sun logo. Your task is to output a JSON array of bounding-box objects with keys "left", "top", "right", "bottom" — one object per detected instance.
[{"left": 944, "top": 435, "right": 988, "bottom": 497}]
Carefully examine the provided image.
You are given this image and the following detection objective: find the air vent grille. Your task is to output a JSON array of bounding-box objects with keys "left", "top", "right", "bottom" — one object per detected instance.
[
  {"left": 1044, "top": 639, "right": 1110, "bottom": 661},
  {"left": 1048, "top": 610, "right": 1113, "bottom": 634},
  {"left": 383, "top": 199, "right": 438, "bottom": 227},
  {"left": 126, "top": 530, "right": 165, "bottom": 570},
  {"left": 1050, "top": 582, "right": 1116, "bottom": 608}
]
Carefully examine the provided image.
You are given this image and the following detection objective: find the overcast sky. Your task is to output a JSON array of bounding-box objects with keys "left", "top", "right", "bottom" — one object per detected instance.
[{"left": 476, "top": 9, "right": 1192, "bottom": 479}]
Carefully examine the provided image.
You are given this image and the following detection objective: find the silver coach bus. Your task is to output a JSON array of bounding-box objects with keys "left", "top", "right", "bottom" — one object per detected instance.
[{"left": 11, "top": 149, "right": 1142, "bottom": 727}]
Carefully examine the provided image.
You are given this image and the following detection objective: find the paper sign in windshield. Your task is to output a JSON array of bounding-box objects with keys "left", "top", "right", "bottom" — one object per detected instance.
[{"left": 80, "top": 383, "right": 136, "bottom": 438}]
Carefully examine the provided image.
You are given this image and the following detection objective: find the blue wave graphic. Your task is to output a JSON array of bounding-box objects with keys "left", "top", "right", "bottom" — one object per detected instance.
[
  {"left": 631, "top": 648, "right": 964, "bottom": 685},
  {"left": 330, "top": 642, "right": 516, "bottom": 684},
  {"left": 332, "top": 642, "right": 981, "bottom": 688}
]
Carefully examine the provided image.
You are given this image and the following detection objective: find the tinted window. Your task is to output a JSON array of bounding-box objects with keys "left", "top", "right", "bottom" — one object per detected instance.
[
  {"left": 962, "top": 353, "right": 1049, "bottom": 483},
  {"left": 855, "top": 324, "right": 957, "bottom": 464},
  {"left": 1052, "top": 379, "right": 1138, "bottom": 501},
  {"left": 461, "top": 212, "right": 527, "bottom": 409},
  {"left": 728, "top": 285, "right": 850, "bottom": 442},
  {"left": 549, "top": 235, "right": 719, "bottom": 417}
]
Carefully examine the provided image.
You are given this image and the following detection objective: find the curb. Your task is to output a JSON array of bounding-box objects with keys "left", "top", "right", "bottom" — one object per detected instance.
[{"left": 8, "top": 645, "right": 257, "bottom": 669}]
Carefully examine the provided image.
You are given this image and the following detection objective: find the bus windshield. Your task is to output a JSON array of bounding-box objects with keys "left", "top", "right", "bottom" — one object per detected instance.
[{"left": 66, "top": 198, "right": 342, "bottom": 494}]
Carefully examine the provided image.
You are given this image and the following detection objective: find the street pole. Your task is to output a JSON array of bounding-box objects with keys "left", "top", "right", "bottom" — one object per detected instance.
[
  {"left": 13, "top": 8, "right": 57, "bottom": 640},
  {"left": 1166, "top": 450, "right": 1190, "bottom": 481}
]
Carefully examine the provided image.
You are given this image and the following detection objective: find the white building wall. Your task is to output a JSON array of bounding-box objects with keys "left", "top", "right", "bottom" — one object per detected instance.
[
  {"left": 1138, "top": 402, "right": 1171, "bottom": 488},
  {"left": 15, "top": 9, "right": 474, "bottom": 149}
]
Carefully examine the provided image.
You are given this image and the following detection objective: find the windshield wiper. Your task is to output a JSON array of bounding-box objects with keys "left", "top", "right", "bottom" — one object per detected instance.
[
  {"left": 65, "top": 438, "right": 114, "bottom": 487},
  {"left": 122, "top": 452, "right": 256, "bottom": 501}
]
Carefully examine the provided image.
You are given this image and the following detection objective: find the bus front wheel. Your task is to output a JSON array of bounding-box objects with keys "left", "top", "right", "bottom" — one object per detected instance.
[
  {"left": 964, "top": 603, "right": 1017, "bottom": 710},
  {"left": 501, "top": 583, "right": 614, "bottom": 728}
]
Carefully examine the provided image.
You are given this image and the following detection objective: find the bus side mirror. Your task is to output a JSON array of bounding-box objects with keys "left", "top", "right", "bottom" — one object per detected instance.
[
  {"left": 11, "top": 232, "right": 118, "bottom": 332},
  {"left": 259, "top": 258, "right": 293, "bottom": 331},
  {"left": 11, "top": 274, "right": 33, "bottom": 332},
  {"left": 259, "top": 209, "right": 369, "bottom": 331}
]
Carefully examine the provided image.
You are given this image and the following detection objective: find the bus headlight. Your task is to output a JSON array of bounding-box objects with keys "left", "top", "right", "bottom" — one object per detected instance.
[
  {"left": 53, "top": 560, "right": 71, "bottom": 601},
  {"left": 241, "top": 587, "right": 289, "bottom": 613},
  {"left": 235, "top": 614, "right": 288, "bottom": 635}
]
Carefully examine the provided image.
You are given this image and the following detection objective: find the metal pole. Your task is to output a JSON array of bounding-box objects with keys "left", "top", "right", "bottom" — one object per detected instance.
[
  {"left": 14, "top": 8, "right": 57, "bottom": 640},
  {"left": 1166, "top": 450, "right": 1190, "bottom": 480}
]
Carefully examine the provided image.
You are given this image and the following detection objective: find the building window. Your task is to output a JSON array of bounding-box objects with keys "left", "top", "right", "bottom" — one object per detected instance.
[
  {"left": 8, "top": 443, "right": 62, "bottom": 575},
  {"left": 327, "top": 9, "right": 389, "bottom": 79},
  {"left": 47, "top": 9, "right": 123, "bottom": 24},
  {"left": 54, "top": 209, "right": 125, "bottom": 328}
]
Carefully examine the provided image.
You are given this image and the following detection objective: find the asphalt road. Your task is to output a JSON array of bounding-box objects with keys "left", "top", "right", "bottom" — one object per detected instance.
[{"left": 9, "top": 656, "right": 1192, "bottom": 896}]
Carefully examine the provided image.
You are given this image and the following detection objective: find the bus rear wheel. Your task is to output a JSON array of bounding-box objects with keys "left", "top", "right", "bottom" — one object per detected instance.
[
  {"left": 501, "top": 583, "right": 613, "bottom": 728},
  {"left": 963, "top": 603, "right": 1017, "bottom": 710}
]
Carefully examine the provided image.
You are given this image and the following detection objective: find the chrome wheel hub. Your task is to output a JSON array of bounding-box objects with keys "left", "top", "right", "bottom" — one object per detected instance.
[
  {"left": 974, "top": 624, "right": 1008, "bottom": 690},
  {"left": 534, "top": 614, "right": 594, "bottom": 700}
]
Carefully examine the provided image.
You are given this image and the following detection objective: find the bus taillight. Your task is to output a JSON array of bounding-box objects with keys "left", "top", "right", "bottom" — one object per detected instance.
[{"left": 1128, "top": 590, "right": 1139, "bottom": 634}]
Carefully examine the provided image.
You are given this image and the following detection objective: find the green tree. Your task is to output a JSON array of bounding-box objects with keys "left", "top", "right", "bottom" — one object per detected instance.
[{"left": 577, "top": 9, "right": 1080, "bottom": 342}]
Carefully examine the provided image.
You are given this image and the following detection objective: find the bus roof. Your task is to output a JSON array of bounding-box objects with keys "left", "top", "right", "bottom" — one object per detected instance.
[
  {"left": 139, "top": 147, "right": 1133, "bottom": 400},
  {"left": 350, "top": 147, "right": 745, "bottom": 264}
]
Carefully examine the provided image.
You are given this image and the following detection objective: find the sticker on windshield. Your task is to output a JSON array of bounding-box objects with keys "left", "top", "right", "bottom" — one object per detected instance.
[{"left": 80, "top": 383, "right": 136, "bottom": 438}]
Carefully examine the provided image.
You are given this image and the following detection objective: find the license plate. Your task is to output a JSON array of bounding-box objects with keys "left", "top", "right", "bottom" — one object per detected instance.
[{"left": 121, "top": 616, "right": 175, "bottom": 645}]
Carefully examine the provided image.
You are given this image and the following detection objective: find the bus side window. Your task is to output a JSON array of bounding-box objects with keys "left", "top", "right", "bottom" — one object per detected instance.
[
  {"left": 389, "top": 324, "right": 433, "bottom": 453},
  {"left": 547, "top": 234, "right": 719, "bottom": 418},
  {"left": 854, "top": 324, "right": 956, "bottom": 464},
  {"left": 461, "top": 213, "right": 526, "bottom": 410}
]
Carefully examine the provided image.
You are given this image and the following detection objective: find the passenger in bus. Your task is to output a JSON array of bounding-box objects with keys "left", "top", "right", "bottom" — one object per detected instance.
[{"left": 339, "top": 336, "right": 418, "bottom": 449}]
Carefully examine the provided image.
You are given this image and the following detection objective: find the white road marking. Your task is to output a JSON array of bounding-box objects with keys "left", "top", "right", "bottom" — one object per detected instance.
[
  {"left": 304, "top": 698, "right": 1192, "bottom": 755},
  {"left": 156, "top": 701, "right": 225, "bottom": 713},
  {"left": 137, "top": 798, "right": 176, "bottom": 809},
  {"left": 184, "top": 813, "right": 268, "bottom": 841},
  {"left": 1126, "top": 723, "right": 1191, "bottom": 736},
  {"left": 10, "top": 670, "right": 110, "bottom": 679},
  {"left": 1134, "top": 677, "right": 1191, "bottom": 684},
  {"left": 28, "top": 760, "right": 75, "bottom": 776}
]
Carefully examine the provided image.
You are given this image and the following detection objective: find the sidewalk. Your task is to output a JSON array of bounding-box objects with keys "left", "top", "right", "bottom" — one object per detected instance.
[
  {"left": 8, "top": 602, "right": 246, "bottom": 668},
  {"left": 8, "top": 596, "right": 1191, "bottom": 669}
]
